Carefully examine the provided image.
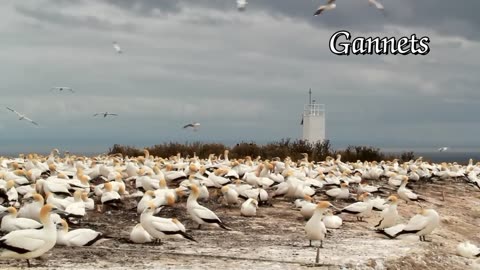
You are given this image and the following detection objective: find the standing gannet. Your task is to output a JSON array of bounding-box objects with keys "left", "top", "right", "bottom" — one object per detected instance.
[
  {"left": 334, "top": 192, "right": 374, "bottom": 221},
  {"left": 374, "top": 195, "right": 399, "bottom": 230},
  {"left": 456, "top": 241, "right": 480, "bottom": 258},
  {"left": 56, "top": 219, "right": 111, "bottom": 246},
  {"left": 377, "top": 208, "right": 440, "bottom": 241},
  {"left": 0, "top": 204, "right": 57, "bottom": 267},
  {"left": 187, "top": 184, "right": 230, "bottom": 230},
  {"left": 305, "top": 201, "right": 334, "bottom": 263},
  {"left": 141, "top": 202, "right": 196, "bottom": 242},
  {"left": 130, "top": 224, "right": 153, "bottom": 244},
  {"left": 0, "top": 207, "right": 42, "bottom": 232},
  {"left": 240, "top": 198, "right": 258, "bottom": 217},
  {"left": 322, "top": 209, "right": 343, "bottom": 229}
]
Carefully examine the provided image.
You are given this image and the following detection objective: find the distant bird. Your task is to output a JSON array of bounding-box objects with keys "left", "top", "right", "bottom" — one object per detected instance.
[
  {"left": 112, "top": 41, "right": 122, "bottom": 54},
  {"left": 51, "top": 87, "right": 74, "bottom": 93},
  {"left": 368, "top": 0, "right": 385, "bottom": 14},
  {"left": 237, "top": 0, "right": 248, "bottom": 11},
  {"left": 183, "top": 122, "right": 200, "bottom": 131},
  {"left": 93, "top": 112, "right": 118, "bottom": 118},
  {"left": 314, "top": 0, "right": 337, "bottom": 16},
  {"left": 5, "top": 107, "right": 39, "bottom": 126},
  {"left": 438, "top": 147, "right": 448, "bottom": 152}
]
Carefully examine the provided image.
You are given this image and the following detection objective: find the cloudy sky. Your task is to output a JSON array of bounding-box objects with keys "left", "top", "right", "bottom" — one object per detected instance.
[{"left": 1, "top": 0, "right": 479, "bottom": 154}]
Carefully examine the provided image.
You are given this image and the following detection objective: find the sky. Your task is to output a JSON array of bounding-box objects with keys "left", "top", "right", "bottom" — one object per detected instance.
[{"left": 1, "top": 0, "right": 479, "bottom": 154}]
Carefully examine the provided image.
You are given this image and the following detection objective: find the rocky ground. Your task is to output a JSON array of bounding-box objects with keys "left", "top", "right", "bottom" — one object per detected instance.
[{"left": 1, "top": 178, "right": 479, "bottom": 270}]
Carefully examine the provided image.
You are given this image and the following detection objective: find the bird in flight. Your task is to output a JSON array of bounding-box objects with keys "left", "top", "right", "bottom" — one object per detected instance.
[
  {"left": 5, "top": 107, "right": 39, "bottom": 126},
  {"left": 51, "top": 87, "right": 74, "bottom": 93},
  {"left": 112, "top": 41, "right": 123, "bottom": 54},
  {"left": 183, "top": 122, "right": 200, "bottom": 131},
  {"left": 314, "top": 0, "right": 337, "bottom": 16},
  {"left": 94, "top": 112, "right": 118, "bottom": 118},
  {"left": 438, "top": 147, "right": 448, "bottom": 152},
  {"left": 368, "top": 0, "right": 386, "bottom": 15},
  {"left": 237, "top": 0, "right": 248, "bottom": 11}
]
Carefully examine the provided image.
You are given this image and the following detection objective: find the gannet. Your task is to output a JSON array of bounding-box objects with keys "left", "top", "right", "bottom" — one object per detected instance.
[
  {"left": 300, "top": 196, "right": 317, "bottom": 220},
  {"left": 141, "top": 202, "right": 196, "bottom": 242},
  {"left": 0, "top": 207, "right": 42, "bottom": 232},
  {"left": 456, "top": 241, "right": 480, "bottom": 258},
  {"left": 221, "top": 185, "right": 240, "bottom": 206},
  {"left": 305, "top": 201, "right": 333, "bottom": 247},
  {"left": 187, "top": 184, "right": 230, "bottom": 230},
  {"left": 93, "top": 112, "right": 118, "bottom": 118},
  {"left": 5, "top": 107, "right": 39, "bottom": 126},
  {"left": 334, "top": 192, "right": 374, "bottom": 221},
  {"left": 326, "top": 182, "right": 350, "bottom": 200},
  {"left": 368, "top": 0, "right": 385, "bottom": 14},
  {"left": 51, "top": 87, "right": 74, "bottom": 93},
  {"left": 374, "top": 195, "right": 399, "bottom": 230},
  {"left": 130, "top": 224, "right": 153, "bottom": 244},
  {"left": 183, "top": 122, "right": 200, "bottom": 131},
  {"left": 18, "top": 194, "right": 44, "bottom": 221},
  {"left": 0, "top": 204, "right": 57, "bottom": 267},
  {"left": 56, "top": 219, "right": 110, "bottom": 246},
  {"left": 322, "top": 209, "right": 343, "bottom": 229},
  {"left": 378, "top": 208, "right": 440, "bottom": 241},
  {"left": 398, "top": 177, "right": 425, "bottom": 203},
  {"left": 112, "top": 41, "right": 122, "bottom": 54},
  {"left": 64, "top": 190, "right": 86, "bottom": 218},
  {"left": 240, "top": 198, "right": 258, "bottom": 217},
  {"left": 237, "top": 0, "right": 247, "bottom": 11}
]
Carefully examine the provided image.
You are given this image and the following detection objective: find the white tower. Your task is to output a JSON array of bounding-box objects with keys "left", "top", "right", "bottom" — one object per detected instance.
[{"left": 301, "top": 89, "right": 325, "bottom": 142}]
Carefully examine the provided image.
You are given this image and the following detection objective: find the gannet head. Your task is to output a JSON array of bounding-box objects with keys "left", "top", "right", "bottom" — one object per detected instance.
[
  {"left": 316, "top": 201, "right": 332, "bottom": 210},
  {"left": 104, "top": 182, "right": 113, "bottom": 192},
  {"left": 303, "top": 195, "right": 313, "bottom": 202},
  {"left": 340, "top": 182, "right": 349, "bottom": 188},
  {"left": 33, "top": 193, "right": 44, "bottom": 204},
  {"left": 166, "top": 194, "right": 175, "bottom": 206},
  {"left": 7, "top": 207, "right": 17, "bottom": 216},
  {"left": 39, "top": 204, "right": 55, "bottom": 224},
  {"left": 159, "top": 178, "right": 167, "bottom": 189},
  {"left": 221, "top": 186, "right": 229, "bottom": 193},
  {"left": 386, "top": 195, "right": 398, "bottom": 203},
  {"left": 190, "top": 184, "right": 200, "bottom": 195}
]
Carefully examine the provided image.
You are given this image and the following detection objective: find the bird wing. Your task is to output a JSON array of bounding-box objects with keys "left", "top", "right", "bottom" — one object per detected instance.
[
  {"left": 369, "top": 0, "right": 384, "bottom": 9},
  {"left": 66, "top": 229, "right": 100, "bottom": 246},
  {"left": 93, "top": 113, "right": 100, "bottom": 117},
  {"left": 108, "top": 114, "right": 118, "bottom": 116},
  {"left": 12, "top": 218, "right": 42, "bottom": 230},
  {"left": 0, "top": 230, "right": 47, "bottom": 253},
  {"left": 151, "top": 218, "right": 182, "bottom": 234},
  {"left": 23, "top": 117, "right": 39, "bottom": 126},
  {"left": 193, "top": 205, "right": 221, "bottom": 223},
  {"left": 183, "top": 124, "right": 194, "bottom": 129},
  {"left": 6, "top": 107, "right": 21, "bottom": 117},
  {"left": 343, "top": 202, "right": 368, "bottom": 213},
  {"left": 403, "top": 214, "right": 428, "bottom": 231},
  {"left": 314, "top": 5, "right": 327, "bottom": 16}
]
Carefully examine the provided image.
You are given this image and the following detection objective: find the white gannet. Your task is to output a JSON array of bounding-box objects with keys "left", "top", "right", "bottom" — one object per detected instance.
[
  {"left": 334, "top": 192, "right": 374, "bottom": 221},
  {"left": 456, "top": 241, "right": 480, "bottom": 258},
  {"left": 130, "top": 224, "right": 153, "bottom": 244},
  {"left": 326, "top": 182, "right": 350, "bottom": 200},
  {"left": 112, "top": 41, "right": 122, "bottom": 54},
  {"left": 240, "top": 198, "right": 258, "bottom": 217},
  {"left": 64, "top": 190, "right": 86, "bottom": 219},
  {"left": 368, "top": 0, "right": 385, "bottom": 14},
  {"left": 437, "top": 147, "right": 448, "bottom": 152},
  {"left": 237, "top": 0, "right": 248, "bottom": 11},
  {"left": 314, "top": 0, "right": 337, "bottom": 16},
  {"left": 0, "top": 204, "right": 57, "bottom": 267},
  {"left": 18, "top": 194, "right": 44, "bottom": 221},
  {"left": 56, "top": 219, "right": 110, "bottom": 246},
  {"left": 51, "top": 87, "right": 74, "bottom": 93},
  {"left": 94, "top": 112, "right": 118, "bottom": 118},
  {"left": 374, "top": 195, "right": 399, "bottom": 230},
  {"left": 378, "top": 208, "right": 440, "bottom": 241},
  {"left": 183, "top": 122, "right": 200, "bottom": 131},
  {"left": 398, "top": 177, "right": 425, "bottom": 203},
  {"left": 0, "top": 207, "right": 42, "bottom": 232},
  {"left": 5, "top": 107, "right": 39, "bottom": 126},
  {"left": 305, "top": 201, "right": 334, "bottom": 263},
  {"left": 300, "top": 195, "right": 317, "bottom": 220},
  {"left": 187, "top": 184, "right": 230, "bottom": 230},
  {"left": 221, "top": 185, "right": 240, "bottom": 206},
  {"left": 140, "top": 202, "right": 196, "bottom": 242},
  {"left": 322, "top": 209, "right": 343, "bottom": 229}
]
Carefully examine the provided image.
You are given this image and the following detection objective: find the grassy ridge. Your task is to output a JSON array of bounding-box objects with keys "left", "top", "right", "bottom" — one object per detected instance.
[{"left": 108, "top": 139, "right": 415, "bottom": 162}]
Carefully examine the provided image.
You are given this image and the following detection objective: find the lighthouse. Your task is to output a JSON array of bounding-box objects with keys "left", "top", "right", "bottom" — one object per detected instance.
[{"left": 301, "top": 89, "right": 325, "bottom": 142}]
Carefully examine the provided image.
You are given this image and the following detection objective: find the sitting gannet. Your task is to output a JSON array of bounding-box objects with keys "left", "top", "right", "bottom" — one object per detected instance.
[
  {"left": 56, "top": 219, "right": 111, "bottom": 246},
  {"left": 0, "top": 207, "right": 42, "bottom": 232},
  {"left": 240, "top": 198, "right": 258, "bottom": 217},
  {"left": 130, "top": 224, "right": 153, "bottom": 244},
  {"left": 456, "top": 241, "right": 480, "bottom": 258},
  {"left": 322, "top": 209, "right": 343, "bottom": 229}
]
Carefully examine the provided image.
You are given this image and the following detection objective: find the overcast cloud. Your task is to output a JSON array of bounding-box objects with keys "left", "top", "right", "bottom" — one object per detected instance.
[{"left": 1, "top": 0, "right": 479, "bottom": 154}]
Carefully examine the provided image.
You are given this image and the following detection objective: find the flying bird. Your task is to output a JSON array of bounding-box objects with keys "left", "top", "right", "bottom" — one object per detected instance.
[
  {"left": 112, "top": 41, "right": 122, "bottom": 54},
  {"left": 438, "top": 147, "right": 448, "bottom": 152},
  {"left": 5, "top": 107, "right": 39, "bottom": 126},
  {"left": 314, "top": 0, "right": 337, "bottom": 16},
  {"left": 237, "top": 0, "right": 248, "bottom": 11},
  {"left": 183, "top": 122, "right": 200, "bottom": 131},
  {"left": 368, "top": 0, "right": 386, "bottom": 15},
  {"left": 51, "top": 87, "right": 74, "bottom": 93},
  {"left": 93, "top": 112, "right": 118, "bottom": 118}
]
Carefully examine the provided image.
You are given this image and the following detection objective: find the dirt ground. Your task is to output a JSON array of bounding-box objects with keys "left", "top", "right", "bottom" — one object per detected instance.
[{"left": 1, "top": 179, "right": 479, "bottom": 270}]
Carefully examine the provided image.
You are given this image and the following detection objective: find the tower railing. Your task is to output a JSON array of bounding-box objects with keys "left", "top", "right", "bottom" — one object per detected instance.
[{"left": 303, "top": 103, "right": 325, "bottom": 116}]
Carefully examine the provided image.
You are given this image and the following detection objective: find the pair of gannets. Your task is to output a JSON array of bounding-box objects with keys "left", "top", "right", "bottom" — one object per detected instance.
[
  {"left": 377, "top": 208, "right": 440, "bottom": 241},
  {"left": 0, "top": 204, "right": 57, "bottom": 267}
]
